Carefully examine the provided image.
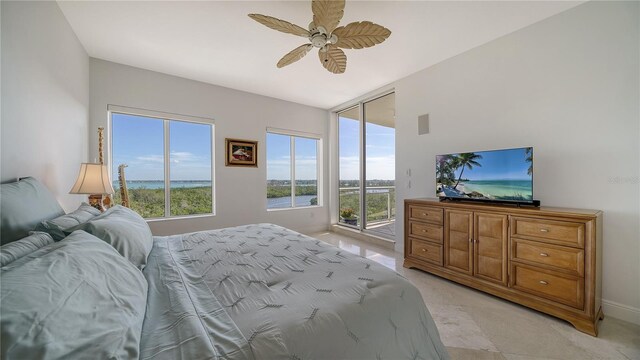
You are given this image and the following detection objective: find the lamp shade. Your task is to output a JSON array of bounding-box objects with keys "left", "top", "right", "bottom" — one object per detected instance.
[{"left": 69, "top": 163, "right": 115, "bottom": 195}]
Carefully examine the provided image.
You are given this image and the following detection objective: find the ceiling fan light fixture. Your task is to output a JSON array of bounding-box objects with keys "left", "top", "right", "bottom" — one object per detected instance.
[{"left": 311, "top": 33, "right": 328, "bottom": 48}]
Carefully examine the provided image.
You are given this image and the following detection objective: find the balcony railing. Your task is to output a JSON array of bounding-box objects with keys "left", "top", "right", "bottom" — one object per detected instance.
[{"left": 338, "top": 186, "right": 396, "bottom": 225}]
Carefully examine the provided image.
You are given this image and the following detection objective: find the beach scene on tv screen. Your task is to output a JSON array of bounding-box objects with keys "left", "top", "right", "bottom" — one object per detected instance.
[{"left": 436, "top": 148, "right": 533, "bottom": 202}]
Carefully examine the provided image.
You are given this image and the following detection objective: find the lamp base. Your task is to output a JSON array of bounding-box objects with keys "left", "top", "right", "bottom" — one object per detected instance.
[
  {"left": 103, "top": 194, "right": 112, "bottom": 208},
  {"left": 88, "top": 194, "right": 106, "bottom": 212}
]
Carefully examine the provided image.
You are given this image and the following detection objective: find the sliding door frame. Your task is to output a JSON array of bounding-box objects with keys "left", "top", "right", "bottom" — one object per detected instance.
[
  {"left": 336, "top": 104, "right": 361, "bottom": 229},
  {"left": 335, "top": 90, "right": 395, "bottom": 234}
]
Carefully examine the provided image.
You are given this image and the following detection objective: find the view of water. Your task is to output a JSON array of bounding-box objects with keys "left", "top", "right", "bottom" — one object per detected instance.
[
  {"left": 114, "top": 180, "right": 211, "bottom": 189},
  {"left": 116, "top": 180, "right": 317, "bottom": 208},
  {"left": 268, "top": 195, "right": 317, "bottom": 209},
  {"left": 461, "top": 180, "right": 532, "bottom": 199}
]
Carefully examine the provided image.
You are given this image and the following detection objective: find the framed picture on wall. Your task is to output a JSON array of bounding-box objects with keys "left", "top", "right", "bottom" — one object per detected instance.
[{"left": 225, "top": 138, "right": 258, "bottom": 167}]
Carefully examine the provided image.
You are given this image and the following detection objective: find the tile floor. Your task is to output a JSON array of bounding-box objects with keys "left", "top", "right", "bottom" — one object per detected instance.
[{"left": 309, "top": 231, "right": 640, "bottom": 360}]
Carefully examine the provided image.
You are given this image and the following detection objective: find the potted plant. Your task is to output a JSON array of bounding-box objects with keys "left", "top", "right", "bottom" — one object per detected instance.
[{"left": 340, "top": 207, "right": 358, "bottom": 226}]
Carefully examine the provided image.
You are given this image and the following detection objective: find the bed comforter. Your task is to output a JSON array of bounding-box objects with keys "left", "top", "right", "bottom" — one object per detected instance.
[{"left": 140, "top": 223, "right": 448, "bottom": 360}]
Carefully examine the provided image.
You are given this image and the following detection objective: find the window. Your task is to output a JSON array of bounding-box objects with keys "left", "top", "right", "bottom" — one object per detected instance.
[
  {"left": 266, "top": 130, "right": 321, "bottom": 210},
  {"left": 109, "top": 106, "right": 214, "bottom": 219}
]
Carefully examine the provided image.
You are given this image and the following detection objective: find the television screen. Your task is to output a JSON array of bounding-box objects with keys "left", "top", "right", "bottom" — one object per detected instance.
[{"left": 436, "top": 147, "right": 533, "bottom": 203}]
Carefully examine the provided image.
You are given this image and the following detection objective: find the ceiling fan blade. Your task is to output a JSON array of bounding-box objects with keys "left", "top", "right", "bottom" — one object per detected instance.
[
  {"left": 333, "top": 21, "right": 391, "bottom": 49},
  {"left": 312, "top": 0, "right": 345, "bottom": 34},
  {"left": 319, "top": 45, "right": 346, "bottom": 74},
  {"left": 277, "top": 44, "right": 313, "bottom": 68},
  {"left": 248, "top": 14, "right": 310, "bottom": 37}
]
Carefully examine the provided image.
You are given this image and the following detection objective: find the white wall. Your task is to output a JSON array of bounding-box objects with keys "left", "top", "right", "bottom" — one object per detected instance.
[
  {"left": 394, "top": 1, "right": 639, "bottom": 323},
  {"left": 1, "top": 1, "right": 89, "bottom": 211},
  {"left": 90, "top": 59, "right": 330, "bottom": 235}
]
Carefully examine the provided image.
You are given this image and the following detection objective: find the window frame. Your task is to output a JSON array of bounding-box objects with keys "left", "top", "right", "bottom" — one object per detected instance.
[
  {"left": 107, "top": 105, "right": 216, "bottom": 220},
  {"left": 266, "top": 127, "right": 322, "bottom": 211}
]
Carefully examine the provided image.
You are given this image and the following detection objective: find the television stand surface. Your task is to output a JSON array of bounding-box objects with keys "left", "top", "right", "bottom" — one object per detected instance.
[{"left": 439, "top": 197, "right": 540, "bottom": 208}]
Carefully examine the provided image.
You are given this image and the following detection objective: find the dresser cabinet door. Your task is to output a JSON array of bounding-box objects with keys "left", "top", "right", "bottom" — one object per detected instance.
[
  {"left": 474, "top": 212, "right": 508, "bottom": 285},
  {"left": 444, "top": 210, "right": 473, "bottom": 275}
]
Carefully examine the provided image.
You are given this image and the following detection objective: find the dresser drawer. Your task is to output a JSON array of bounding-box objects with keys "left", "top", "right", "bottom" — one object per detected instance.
[
  {"left": 511, "top": 264, "right": 584, "bottom": 309},
  {"left": 409, "top": 222, "right": 443, "bottom": 243},
  {"left": 512, "top": 239, "right": 584, "bottom": 276},
  {"left": 408, "top": 205, "right": 443, "bottom": 225},
  {"left": 511, "top": 217, "right": 585, "bottom": 248},
  {"left": 410, "top": 239, "right": 443, "bottom": 266}
]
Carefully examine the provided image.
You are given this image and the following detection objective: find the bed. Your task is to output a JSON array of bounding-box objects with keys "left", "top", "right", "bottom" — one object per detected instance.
[{"left": 0, "top": 178, "right": 448, "bottom": 359}]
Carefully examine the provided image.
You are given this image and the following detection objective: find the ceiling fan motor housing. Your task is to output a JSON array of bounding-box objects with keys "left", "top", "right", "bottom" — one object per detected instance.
[
  {"left": 310, "top": 27, "right": 338, "bottom": 48},
  {"left": 311, "top": 33, "right": 328, "bottom": 48},
  {"left": 309, "top": 23, "right": 331, "bottom": 48}
]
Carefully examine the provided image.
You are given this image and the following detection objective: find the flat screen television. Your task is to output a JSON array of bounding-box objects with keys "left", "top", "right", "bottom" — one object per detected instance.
[{"left": 436, "top": 147, "right": 533, "bottom": 204}]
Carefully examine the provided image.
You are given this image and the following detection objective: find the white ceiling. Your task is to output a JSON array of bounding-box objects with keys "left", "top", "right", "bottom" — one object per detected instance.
[
  {"left": 340, "top": 92, "right": 395, "bottom": 128},
  {"left": 58, "top": 1, "right": 582, "bottom": 109}
]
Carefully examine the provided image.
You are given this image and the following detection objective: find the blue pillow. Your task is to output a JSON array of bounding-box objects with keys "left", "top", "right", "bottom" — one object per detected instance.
[
  {"left": 35, "top": 203, "right": 101, "bottom": 240},
  {"left": 67, "top": 205, "right": 154, "bottom": 269},
  {"left": 0, "top": 232, "right": 54, "bottom": 267},
  {"left": 0, "top": 230, "right": 148, "bottom": 359},
  {"left": 0, "top": 177, "right": 64, "bottom": 245}
]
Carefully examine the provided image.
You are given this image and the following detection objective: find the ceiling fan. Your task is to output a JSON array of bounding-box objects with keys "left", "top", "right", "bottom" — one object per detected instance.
[{"left": 248, "top": 0, "right": 391, "bottom": 74}]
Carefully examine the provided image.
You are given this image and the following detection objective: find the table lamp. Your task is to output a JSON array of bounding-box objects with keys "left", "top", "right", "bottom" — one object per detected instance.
[{"left": 69, "top": 163, "right": 115, "bottom": 211}]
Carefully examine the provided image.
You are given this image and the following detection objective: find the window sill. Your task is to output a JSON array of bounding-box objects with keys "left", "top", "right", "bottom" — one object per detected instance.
[
  {"left": 267, "top": 205, "right": 323, "bottom": 212},
  {"left": 145, "top": 213, "right": 216, "bottom": 222}
]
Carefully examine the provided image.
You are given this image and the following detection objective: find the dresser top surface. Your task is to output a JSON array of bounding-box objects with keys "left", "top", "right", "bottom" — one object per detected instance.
[{"left": 406, "top": 198, "right": 601, "bottom": 219}]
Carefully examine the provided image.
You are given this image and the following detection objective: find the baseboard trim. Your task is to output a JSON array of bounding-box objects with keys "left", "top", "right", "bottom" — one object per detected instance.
[
  {"left": 296, "top": 224, "right": 332, "bottom": 235},
  {"left": 602, "top": 299, "right": 640, "bottom": 325},
  {"left": 331, "top": 224, "right": 396, "bottom": 249}
]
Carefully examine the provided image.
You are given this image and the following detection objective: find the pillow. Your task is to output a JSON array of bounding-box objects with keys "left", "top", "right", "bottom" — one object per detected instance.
[
  {"left": 0, "top": 230, "right": 148, "bottom": 359},
  {"left": 35, "top": 202, "right": 101, "bottom": 240},
  {"left": 67, "top": 205, "right": 153, "bottom": 268},
  {"left": 0, "top": 177, "right": 64, "bottom": 245},
  {"left": 0, "top": 232, "right": 54, "bottom": 267}
]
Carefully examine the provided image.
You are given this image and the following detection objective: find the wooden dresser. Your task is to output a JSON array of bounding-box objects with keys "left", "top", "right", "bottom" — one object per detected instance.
[{"left": 404, "top": 198, "right": 603, "bottom": 336}]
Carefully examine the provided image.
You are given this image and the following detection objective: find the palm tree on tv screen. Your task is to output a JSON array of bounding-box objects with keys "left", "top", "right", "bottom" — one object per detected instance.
[
  {"left": 525, "top": 147, "right": 533, "bottom": 176},
  {"left": 453, "top": 153, "right": 483, "bottom": 189},
  {"left": 437, "top": 155, "right": 457, "bottom": 185}
]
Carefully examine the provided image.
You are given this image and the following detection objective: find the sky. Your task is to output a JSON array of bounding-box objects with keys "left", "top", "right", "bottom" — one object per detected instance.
[
  {"left": 266, "top": 133, "right": 317, "bottom": 180},
  {"left": 339, "top": 116, "right": 395, "bottom": 181},
  {"left": 111, "top": 112, "right": 395, "bottom": 182},
  {"left": 111, "top": 113, "right": 212, "bottom": 181},
  {"left": 439, "top": 148, "right": 532, "bottom": 181}
]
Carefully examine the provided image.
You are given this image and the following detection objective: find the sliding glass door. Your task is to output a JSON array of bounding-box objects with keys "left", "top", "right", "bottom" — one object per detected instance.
[
  {"left": 337, "top": 93, "right": 396, "bottom": 239},
  {"left": 364, "top": 93, "right": 396, "bottom": 237},
  {"left": 338, "top": 106, "right": 361, "bottom": 227}
]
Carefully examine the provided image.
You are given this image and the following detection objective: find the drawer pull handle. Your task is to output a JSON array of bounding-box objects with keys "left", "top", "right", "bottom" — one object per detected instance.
[
  {"left": 422, "top": 229, "right": 427, "bottom": 232},
  {"left": 469, "top": 238, "right": 473, "bottom": 243},
  {"left": 540, "top": 228, "right": 549, "bottom": 233},
  {"left": 422, "top": 213, "right": 428, "bottom": 216},
  {"left": 421, "top": 249, "right": 427, "bottom": 252},
  {"left": 539, "top": 280, "right": 548, "bottom": 285},
  {"left": 540, "top": 253, "right": 549, "bottom": 257}
]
